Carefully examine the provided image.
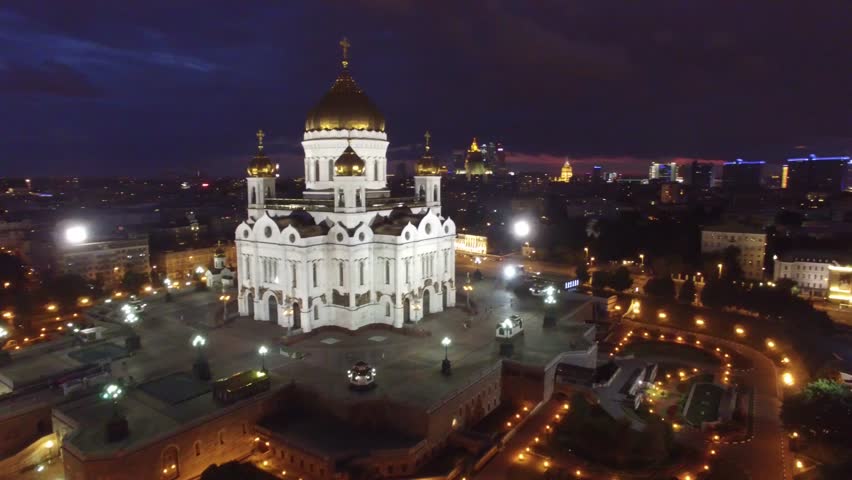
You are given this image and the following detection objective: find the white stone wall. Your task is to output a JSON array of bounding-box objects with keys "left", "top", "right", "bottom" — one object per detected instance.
[{"left": 236, "top": 211, "right": 456, "bottom": 332}]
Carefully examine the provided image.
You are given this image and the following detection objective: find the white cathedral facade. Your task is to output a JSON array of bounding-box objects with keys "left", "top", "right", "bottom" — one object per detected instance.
[{"left": 235, "top": 42, "right": 456, "bottom": 332}]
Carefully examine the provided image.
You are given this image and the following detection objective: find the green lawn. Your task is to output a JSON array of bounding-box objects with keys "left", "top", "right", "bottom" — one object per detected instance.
[
  {"left": 683, "top": 383, "right": 724, "bottom": 425},
  {"left": 622, "top": 341, "right": 721, "bottom": 366}
]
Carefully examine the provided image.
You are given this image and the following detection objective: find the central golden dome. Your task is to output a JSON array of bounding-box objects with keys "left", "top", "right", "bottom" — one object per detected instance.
[{"left": 305, "top": 40, "right": 385, "bottom": 132}]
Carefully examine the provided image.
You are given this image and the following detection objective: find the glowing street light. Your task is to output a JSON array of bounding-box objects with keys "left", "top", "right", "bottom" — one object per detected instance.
[
  {"left": 195, "top": 266, "right": 205, "bottom": 274},
  {"left": 695, "top": 318, "right": 705, "bottom": 327},
  {"left": 65, "top": 225, "right": 88, "bottom": 244},
  {"left": 782, "top": 372, "right": 795, "bottom": 386},
  {"left": 258, "top": 345, "right": 269, "bottom": 372},
  {"left": 639, "top": 253, "right": 645, "bottom": 267},
  {"left": 513, "top": 220, "right": 530, "bottom": 238},
  {"left": 735, "top": 326, "right": 746, "bottom": 336},
  {"left": 766, "top": 339, "right": 776, "bottom": 349},
  {"left": 192, "top": 334, "right": 206, "bottom": 348},
  {"left": 717, "top": 263, "right": 723, "bottom": 278},
  {"left": 219, "top": 295, "right": 231, "bottom": 323},
  {"left": 503, "top": 265, "right": 517, "bottom": 280},
  {"left": 441, "top": 337, "right": 452, "bottom": 360}
]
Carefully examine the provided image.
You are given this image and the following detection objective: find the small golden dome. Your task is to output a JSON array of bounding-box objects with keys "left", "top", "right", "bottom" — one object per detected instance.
[
  {"left": 415, "top": 130, "right": 439, "bottom": 176},
  {"left": 247, "top": 130, "right": 276, "bottom": 177},
  {"left": 305, "top": 39, "right": 385, "bottom": 132},
  {"left": 334, "top": 145, "right": 366, "bottom": 176}
]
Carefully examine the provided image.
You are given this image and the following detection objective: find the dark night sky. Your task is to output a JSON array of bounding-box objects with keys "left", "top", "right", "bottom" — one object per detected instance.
[{"left": 1, "top": 0, "right": 851, "bottom": 178}]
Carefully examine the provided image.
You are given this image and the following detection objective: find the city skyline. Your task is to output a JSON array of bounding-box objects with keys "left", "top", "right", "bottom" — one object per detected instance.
[{"left": 2, "top": 1, "right": 851, "bottom": 177}]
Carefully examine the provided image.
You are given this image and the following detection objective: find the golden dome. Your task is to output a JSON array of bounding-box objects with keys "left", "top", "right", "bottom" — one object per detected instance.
[
  {"left": 415, "top": 131, "right": 439, "bottom": 176},
  {"left": 247, "top": 130, "right": 276, "bottom": 177},
  {"left": 334, "top": 145, "right": 366, "bottom": 176},
  {"left": 304, "top": 39, "right": 385, "bottom": 132}
]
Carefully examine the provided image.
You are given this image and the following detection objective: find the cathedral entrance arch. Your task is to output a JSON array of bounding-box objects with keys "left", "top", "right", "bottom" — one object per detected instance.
[
  {"left": 423, "top": 289, "right": 431, "bottom": 316},
  {"left": 403, "top": 298, "right": 411, "bottom": 323},
  {"left": 268, "top": 295, "right": 278, "bottom": 323},
  {"left": 247, "top": 293, "right": 254, "bottom": 318},
  {"left": 292, "top": 302, "right": 301, "bottom": 330}
]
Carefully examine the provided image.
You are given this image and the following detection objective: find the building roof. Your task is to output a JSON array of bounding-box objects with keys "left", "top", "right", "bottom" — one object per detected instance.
[
  {"left": 777, "top": 249, "right": 852, "bottom": 264},
  {"left": 304, "top": 60, "right": 385, "bottom": 132},
  {"left": 702, "top": 223, "right": 765, "bottom": 234}
]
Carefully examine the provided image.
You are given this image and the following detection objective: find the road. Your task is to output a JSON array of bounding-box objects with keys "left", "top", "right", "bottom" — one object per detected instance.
[
  {"left": 456, "top": 253, "right": 577, "bottom": 283},
  {"left": 622, "top": 317, "right": 789, "bottom": 480}
]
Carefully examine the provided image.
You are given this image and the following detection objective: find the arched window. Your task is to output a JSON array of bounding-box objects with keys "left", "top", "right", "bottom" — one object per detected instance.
[
  {"left": 418, "top": 185, "right": 425, "bottom": 201},
  {"left": 385, "top": 260, "right": 390, "bottom": 284},
  {"left": 374, "top": 160, "right": 379, "bottom": 181},
  {"left": 315, "top": 160, "right": 320, "bottom": 181},
  {"left": 312, "top": 263, "right": 318, "bottom": 288},
  {"left": 291, "top": 263, "right": 297, "bottom": 288},
  {"left": 329, "top": 159, "right": 334, "bottom": 179},
  {"left": 251, "top": 187, "right": 257, "bottom": 205},
  {"left": 339, "top": 262, "right": 344, "bottom": 286},
  {"left": 266, "top": 186, "right": 271, "bottom": 198},
  {"left": 355, "top": 188, "right": 362, "bottom": 207},
  {"left": 359, "top": 262, "right": 365, "bottom": 286},
  {"left": 338, "top": 189, "right": 345, "bottom": 207},
  {"left": 433, "top": 185, "right": 438, "bottom": 202},
  {"left": 385, "top": 302, "right": 391, "bottom": 317}
]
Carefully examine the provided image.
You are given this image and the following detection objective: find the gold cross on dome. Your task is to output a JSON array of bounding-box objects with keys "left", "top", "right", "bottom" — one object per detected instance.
[
  {"left": 339, "top": 37, "right": 351, "bottom": 67},
  {"left": 424, "top": 131, "right": 431, "bottom": 150},
  {"left": 256, "top": 129, "right": 265, "bottom": 149}
]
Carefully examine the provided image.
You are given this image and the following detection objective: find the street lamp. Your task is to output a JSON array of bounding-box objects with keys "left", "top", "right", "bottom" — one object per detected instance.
[
  {"left": 513, "top": 220, "right": 530, "bottom": 238},
  {"left": 639, "top": 253, "right": 645, "bottom": 268},
  {"left": 717, "top": 263, "right": 723, "bottom": 279},
  {"left": 192, "top": 334, "right": 210, "bottom": 380},
  {"left": 258, "top": 345, "right": 269, "bottom": 372},
  {"left": 463, "top": 283, "right": 474, "bottom": 310},
  {"left": 101, "top": 384, "right": 123, "bottom": 411},
  {"left": 441, "top": 337, "right": 452, "bottom": 375},
  {"left": 195, "top": 266, "right": 205, "bottom": 275},
  {"left": 65, "top": 225, "right": 88, "bottom": 244},
  {"left": 782, "top": 372, "right": 795, "bottom": 386},
  {"left": 503, "top": 265, "right": 517, "bottom": 280},
  {"left": 219, "top": 295, "right": 231, "bottom": 323},
  {"left": 584, "top": 247, "right": 589, "bottom": 260}
]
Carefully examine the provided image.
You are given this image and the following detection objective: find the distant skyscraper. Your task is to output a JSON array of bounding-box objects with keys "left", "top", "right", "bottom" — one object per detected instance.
[
  {"left": 591, "top": 165, "right": 603, "bottom": 183},
  {"left": 648, "top": 162, "right": 677, "bottom": 182},
  {"left": 786, "top": 155, "right": 851, "bottom": 192},
  {"left": 464, "top": 138, "right": 487, "bottom": 180},
  {"left": 722, "top": 159, "right": 764, "bottom": 190},
  {"left": 688, "top": 161, "right": 714, "bottom": 189},
  {"left": 559, "top": 161, "right": 574, "bottom": 183}
]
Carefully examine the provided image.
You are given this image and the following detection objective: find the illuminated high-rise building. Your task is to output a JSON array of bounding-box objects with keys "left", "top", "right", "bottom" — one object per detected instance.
[
  {"left": 559, "top": 160, "right": 574, "bottom": 183},
  {"left": 786, "top": 155, "right": 851, "bottom": 193},
  {"left": 648, "top": 162, "right": 677, "bottom": 182}
]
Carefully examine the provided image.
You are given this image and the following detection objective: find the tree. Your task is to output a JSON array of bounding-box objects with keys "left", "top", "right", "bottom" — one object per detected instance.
[
  {"left": 781, "top": 379, "right": 852, "bottom": 443},
  {"left": 575, "top": 262, "right": 590, "bottom": 284},
  {"left": 644, "top": 276, "right": 675, "bottom": 300},
  {"left": 120, "top": 270, "right": 148, "bottom": 294},
  {"left": 591, "top": 270, "right": 611, "bottom": 290},
  {"left": 678, "top": 278, "right": 696, "bottom": 304},
  {"left": 609, "top": 266, "right": 633, "bottom": 292},
  {"left": 43, "top": 274, "right": 91, "bottom": 310}
]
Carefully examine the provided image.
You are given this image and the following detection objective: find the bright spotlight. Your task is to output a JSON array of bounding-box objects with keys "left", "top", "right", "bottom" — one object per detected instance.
[
  {"left": 503, "top": 265, "right": 517, "bottom": 279},
  {"left": 65, "top": 225, "right": 88, "bottom": 244},
  {"left": 513, "top": 220, "right": 531, "bottom": 238}
]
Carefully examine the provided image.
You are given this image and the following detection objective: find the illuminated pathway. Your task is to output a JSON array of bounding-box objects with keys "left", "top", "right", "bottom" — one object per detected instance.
[{"left": 621, "top": 318, "right": 789, "bottom": 480}]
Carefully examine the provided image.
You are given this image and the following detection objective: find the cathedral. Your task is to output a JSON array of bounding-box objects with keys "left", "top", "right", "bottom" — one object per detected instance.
[{"left": 235, "top": 40, "right": 456, "bottom": 332}]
